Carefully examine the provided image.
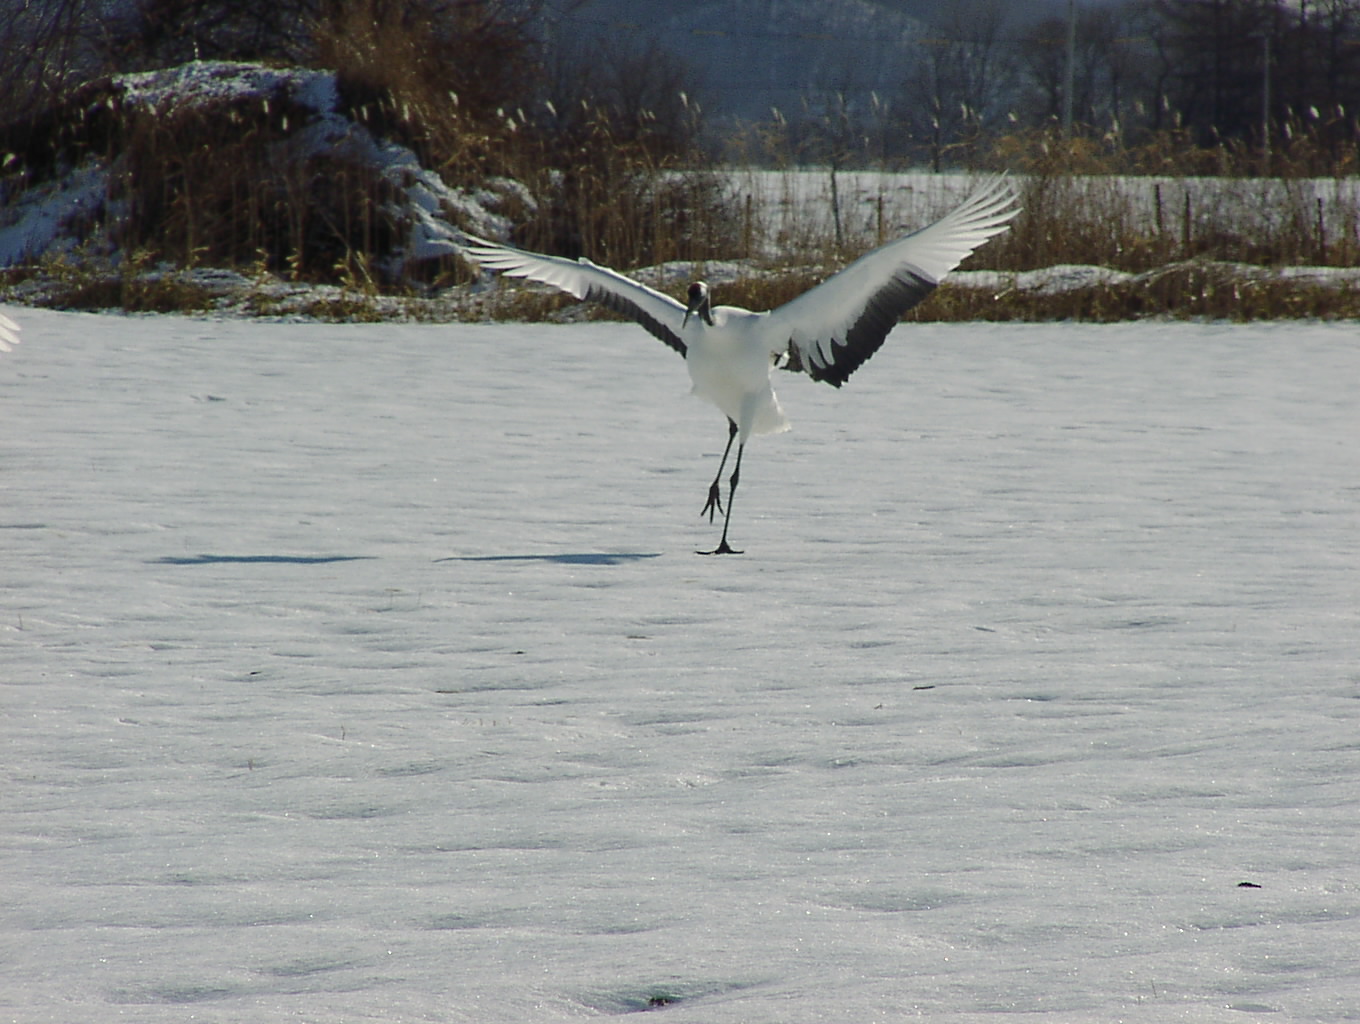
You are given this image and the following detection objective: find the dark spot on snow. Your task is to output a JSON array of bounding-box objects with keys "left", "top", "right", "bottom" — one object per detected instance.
[
  {"left": 153, "top": 554, "right": 372, "bottom": 565},
  {"left": 577, "top": 979, "right": 760, "bottom": 1015},
  {"left": 441, "top": 552, "right": 662, "bottom": 565},
  {"left": 589, "top": 989, "right": 681, "bottom": 1013},
  {"left": 1237, "top": 880, "right": 1263, "bottom": 888},
  {"left": 912, "top": 684, "right": 936, "bottom": 691}
]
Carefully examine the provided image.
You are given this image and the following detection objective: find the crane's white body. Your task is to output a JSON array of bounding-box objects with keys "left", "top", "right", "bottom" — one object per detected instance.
[
  {"left": 683, "top": 306, "right": 791, "bottom": 439},
  {"left": 455, "top": 175, "right": 1019, "bottom": 552}
]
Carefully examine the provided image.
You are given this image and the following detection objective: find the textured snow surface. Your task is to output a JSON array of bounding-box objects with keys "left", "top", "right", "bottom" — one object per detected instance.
[{"left": 2, "top": 310, "right": 1358, "bottom": 1022}]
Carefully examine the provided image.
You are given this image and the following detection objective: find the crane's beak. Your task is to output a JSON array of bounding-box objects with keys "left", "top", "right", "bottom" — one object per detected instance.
[{"left": 683, "top": 292, "right": 705, "bottom": 328}]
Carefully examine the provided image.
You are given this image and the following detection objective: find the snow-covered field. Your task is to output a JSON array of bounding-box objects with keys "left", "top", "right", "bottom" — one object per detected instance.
[
  {"left": 3, "top": 308, "right": 1358, "bottom": 1022},
  {"left": 731, "top": 168, "right": 1360, "bottom": 253}
]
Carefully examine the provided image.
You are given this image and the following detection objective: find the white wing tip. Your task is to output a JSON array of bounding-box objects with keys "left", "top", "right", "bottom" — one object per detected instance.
[{"left": 0, "top": 311, "right": 20, "bottom": 353}]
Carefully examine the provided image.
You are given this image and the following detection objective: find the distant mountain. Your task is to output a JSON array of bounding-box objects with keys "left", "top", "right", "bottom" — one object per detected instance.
[
  {"left": 540, "top": 0, "right": 1099, "bottom": 127},
  {"left": 543, "top": 0, "right": 925, "bottom": 124}
]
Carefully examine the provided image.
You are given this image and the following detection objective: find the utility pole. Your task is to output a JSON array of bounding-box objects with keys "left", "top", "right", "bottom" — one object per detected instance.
[
  {"left": 1062, "top": 0, "right": 1077, "bottom": 137},
  {"left": 1260, "top": 30, "right": 1271, "bottom": 167}
]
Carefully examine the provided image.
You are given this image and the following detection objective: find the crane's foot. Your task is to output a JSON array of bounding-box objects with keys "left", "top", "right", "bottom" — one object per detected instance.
[
  {"left": 701, "top": 483, "right": 724, "bottom": 523},
  {"left": 698, "top": 540, "right": 743, "bottom": 555}
]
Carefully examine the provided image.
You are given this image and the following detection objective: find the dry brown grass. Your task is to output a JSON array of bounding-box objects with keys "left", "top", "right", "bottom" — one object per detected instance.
[{"left": 459, "top": 259, "right": 1360, "bottom": 327}]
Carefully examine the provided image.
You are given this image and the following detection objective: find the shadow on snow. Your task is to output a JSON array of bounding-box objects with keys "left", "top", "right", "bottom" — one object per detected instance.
[
  {"left": 441, "top": 553, "right": 662, "bottom": 566},
  {"left": 152, "top": 554, "right": 374, "bottom": 565}
]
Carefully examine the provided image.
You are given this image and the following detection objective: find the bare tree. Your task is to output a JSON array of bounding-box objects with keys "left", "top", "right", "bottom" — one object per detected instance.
[
  {"left": 1152, "top": 0, "right": 1279, "bottom": 146},
  {"left": 896, "top": 0, "right": 1016, "bottom": 169},
  {"left": 538, "top": 30, "right": 705, "bottom": 158},
  {"left": 1017, "top": 2, "right": 1153, "bottom": 140},
  {"left": 0, "top": 0, "right": 114, "bottom": 111}
]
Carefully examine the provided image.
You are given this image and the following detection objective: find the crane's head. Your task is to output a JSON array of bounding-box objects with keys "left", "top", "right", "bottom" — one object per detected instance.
[{"left": 683, "top": 281, "right": 713, "bottom": 327}]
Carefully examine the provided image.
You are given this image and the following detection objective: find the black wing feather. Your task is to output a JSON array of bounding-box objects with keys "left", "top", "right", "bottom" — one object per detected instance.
[
  {"left": 792, "top": 266, "right": 936, "bottom": 388},
  {"left": 582, "top": 283, "right": 686, "bottom": 357}
]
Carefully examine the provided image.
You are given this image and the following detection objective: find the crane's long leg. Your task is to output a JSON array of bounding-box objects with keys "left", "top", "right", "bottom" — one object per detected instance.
[
  {"left": 701, "top": 418, "right": 738, "bottom": 523},
  {"left": 700, "top": 440, "right": 744, "bottom": 556}
]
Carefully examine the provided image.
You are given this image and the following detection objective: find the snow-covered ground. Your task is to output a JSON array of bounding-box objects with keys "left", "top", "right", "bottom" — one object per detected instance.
[
  {"left": 2, "top": 308, "right": 1358, "bottom": 1022},
  {"left": 731, "top": 169, "right": 1360, "bottom": 258}
]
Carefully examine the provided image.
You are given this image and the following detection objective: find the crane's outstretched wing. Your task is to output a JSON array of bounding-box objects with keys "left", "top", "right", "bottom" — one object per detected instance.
[
  {"left": 455, "top": 234, "right": 689, "bottom": 356},
  {"left": 0, "top": 311, "right": 20, "bottom": 353},
  {"left": 769, "top": 175, "right": 1018, "bottom": 387}
]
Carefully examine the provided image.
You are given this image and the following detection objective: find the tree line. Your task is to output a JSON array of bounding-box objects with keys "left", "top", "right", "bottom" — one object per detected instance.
[
  {"left": 3, "top": 0, "right": 1360, "bottom": 175},
  {"left": 887, "top": 0, "right": 1360, "bottom": 170}
]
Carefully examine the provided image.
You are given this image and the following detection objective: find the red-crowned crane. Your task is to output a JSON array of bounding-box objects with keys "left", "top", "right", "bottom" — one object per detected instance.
[{"left": 456, "top": 175, "right": 1018, "bottom": 554}]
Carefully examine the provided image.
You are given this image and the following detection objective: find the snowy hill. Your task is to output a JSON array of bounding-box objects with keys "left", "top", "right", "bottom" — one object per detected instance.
[{"left": 0, "top": 61, "right": 515, "bottom": 274}]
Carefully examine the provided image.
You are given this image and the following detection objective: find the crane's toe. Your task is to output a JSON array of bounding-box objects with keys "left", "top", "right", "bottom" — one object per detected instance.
[
  {"left": 698, "top": 540, "right": 743, "bottom": 556},
  {"left": 701, "top": 481, "right": 725, "bottom": 522}
]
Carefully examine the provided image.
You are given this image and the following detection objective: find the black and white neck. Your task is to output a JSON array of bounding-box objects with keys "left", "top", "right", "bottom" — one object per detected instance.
[{"left": 684, "top": 281, "right": 714, "bottom": 327}]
